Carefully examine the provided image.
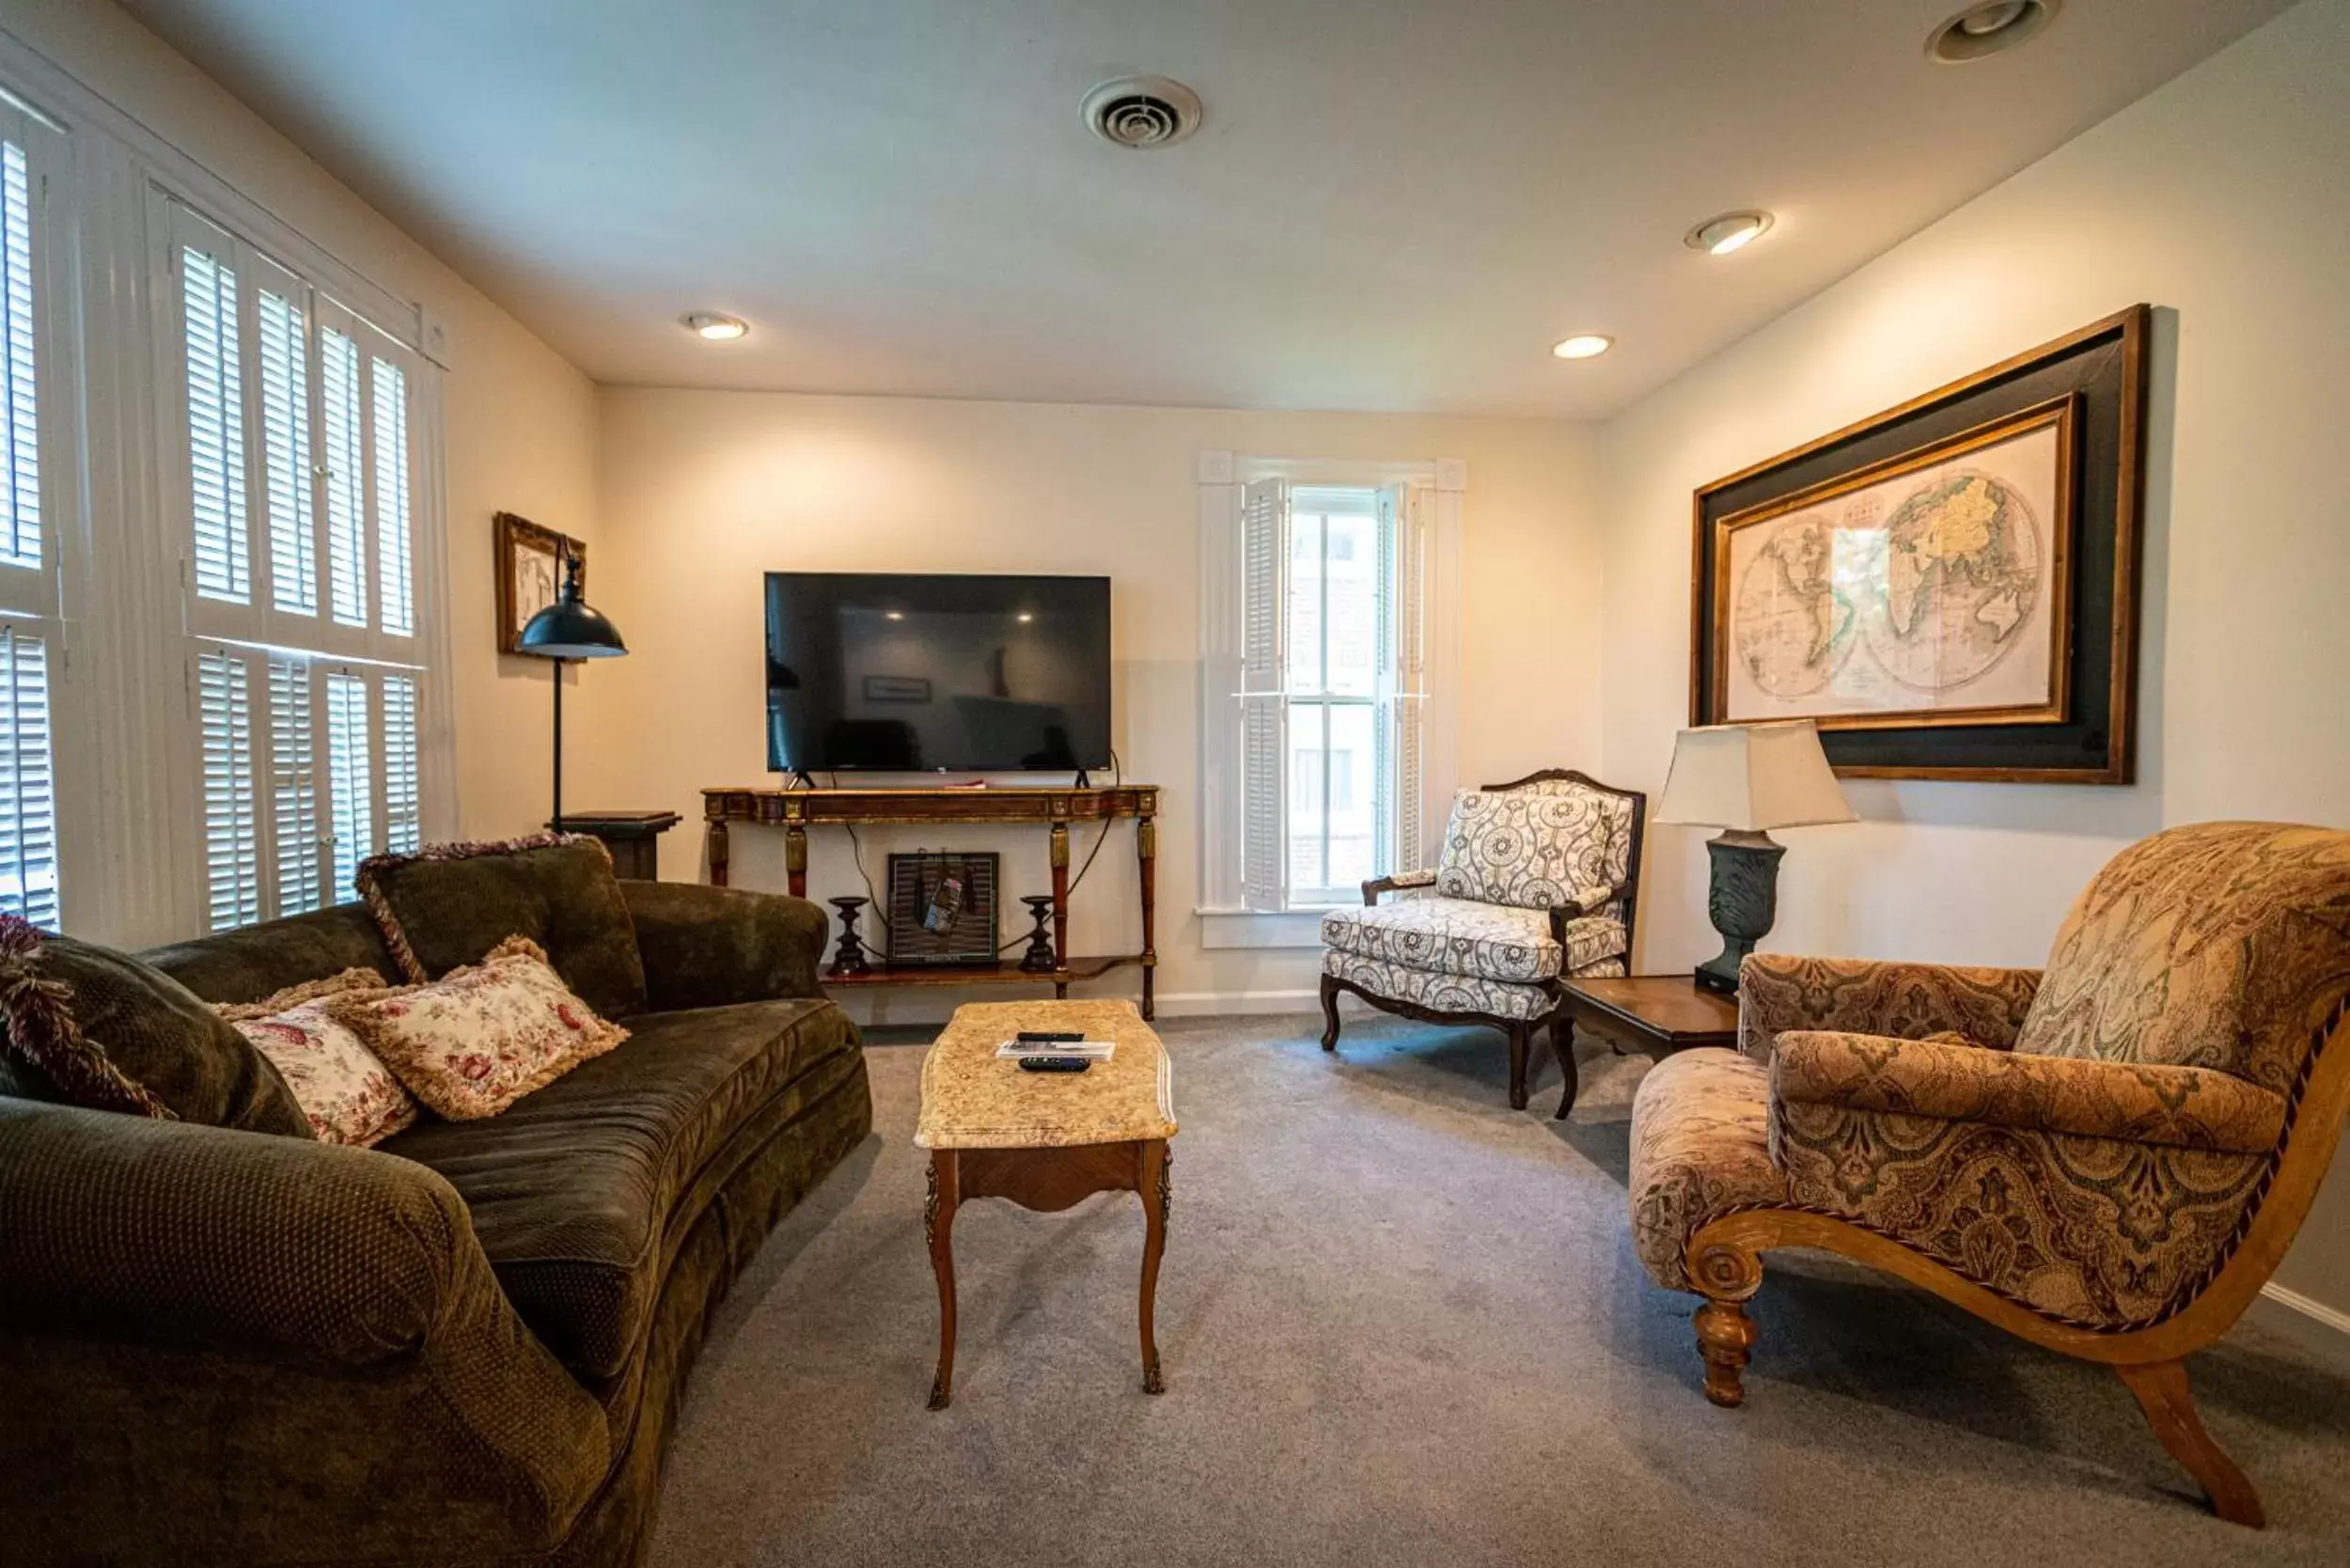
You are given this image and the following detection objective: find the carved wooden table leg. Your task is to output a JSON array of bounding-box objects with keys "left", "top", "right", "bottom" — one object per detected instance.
[
  {"left": 925, "top": 1150, "right": 960, "bottom": 1410},
  {"left": 1551, "top": 1015, "right": 1579, "bottom": 1121},
  {"left": 1138, "top": 1139, "right": 1169, "bottom": 1394},
  {"left": 706, "top": 815, "right": 729, "bottom": 887},
  {"left": 1049, "top": 821, "right": 1072, "bottom": 1000},
  {"left": 784, "top": 821, "right": 808, "bottom": 901},
  {"left": 1136, "top": 813, "right": 1158, "bottom": 1021}
]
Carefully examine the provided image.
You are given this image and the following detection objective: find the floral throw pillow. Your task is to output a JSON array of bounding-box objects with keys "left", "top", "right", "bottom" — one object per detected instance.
[
  {"left": 215, "top": 967, "right": 416, "bottom": 1148},
  {"left": 326, "top": 935, "right": 628, "bottom": 1120}
]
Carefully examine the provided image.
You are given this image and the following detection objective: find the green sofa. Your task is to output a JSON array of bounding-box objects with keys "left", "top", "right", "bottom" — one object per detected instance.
[{"left": 0, "top": 880, "right": 873, "bottom": 1567}]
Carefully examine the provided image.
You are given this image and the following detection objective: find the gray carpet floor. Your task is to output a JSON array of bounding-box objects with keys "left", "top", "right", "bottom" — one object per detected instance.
[{"left": 648, "top": 1013, "right": 2350, "bottom": 1567}]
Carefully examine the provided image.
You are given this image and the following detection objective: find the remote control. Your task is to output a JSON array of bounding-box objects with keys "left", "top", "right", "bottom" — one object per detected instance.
[
  {"left": 1015, "top": 1030, "right": 1085, "bottom": 1043},
  {"left": 1018, "top": 1056, "right": 1092, "bottom": 1073}
]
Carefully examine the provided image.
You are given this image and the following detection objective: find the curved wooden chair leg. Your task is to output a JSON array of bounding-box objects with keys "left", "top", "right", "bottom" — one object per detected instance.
[
  {"left": 2116, "top": 1359, "right": 2265, "bottom": 1528},
  {"left": 1319, "top": 973, "right": 1342, "bottom": 1052},
  {"left": 1505, "top": 1021, "right": 1531, "bottom": 1110},
  {"left": 1687, "top": 1233, "right": 1765, "bottom": 1408}
]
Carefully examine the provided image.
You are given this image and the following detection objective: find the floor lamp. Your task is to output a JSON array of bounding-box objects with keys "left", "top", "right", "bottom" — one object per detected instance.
[{"left": 516, "top": 555, "right": 628, "bottom": 830}]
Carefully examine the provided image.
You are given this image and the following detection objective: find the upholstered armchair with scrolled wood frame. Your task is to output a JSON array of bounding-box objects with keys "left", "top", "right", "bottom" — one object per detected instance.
[
  {"left": 1628, "top": 822, "right": 2350, "bottom": 1528},
  {"left": 1319, "top": 769, "right": 1646, "bottom": 1115}
]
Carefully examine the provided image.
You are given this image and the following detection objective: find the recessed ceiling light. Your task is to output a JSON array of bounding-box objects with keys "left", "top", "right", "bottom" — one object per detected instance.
[
  {"left": 1016, "top": 612, "right": 1034, "bottom": 622},
  {"left": 1927, "top": 0, "right": 2060, "bottom": 63},
  {"left": 1552, "top": 334, "right": 1613, "bottom": 361},
  {"left": 885, "top": 611, "right": 904, "bottom": 620},
  {"left": 682, "top": 312, "right": 749, "bottom": 341},
  {"left": 1684, "top": 211, "right": 1774, "bottom": 256}
]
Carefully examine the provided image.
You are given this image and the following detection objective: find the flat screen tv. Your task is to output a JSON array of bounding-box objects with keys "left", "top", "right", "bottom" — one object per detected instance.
[{"left": 765, "top": 572, "right": 1113, "bottom": 775}]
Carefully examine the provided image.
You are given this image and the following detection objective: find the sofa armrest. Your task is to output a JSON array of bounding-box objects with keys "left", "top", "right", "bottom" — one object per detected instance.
[
  {"left": 1738, "top": 953, "right": 2043, "bottom": 1060},
  {"left": 3, "top": 1098, "right": 474, "bottom": 1360},
  {"left": 622, "top": 880, "right": 828, "bottom": 1010},
  {"left": 0, "top": 1100, "right": 610, "bottom": 1560},
  {"left": 1362, "top": 869, "right": 1438, "bottom": 905},
  {"left": 1770, "top": 1030, "right": 2287, "bottom": 1153}
]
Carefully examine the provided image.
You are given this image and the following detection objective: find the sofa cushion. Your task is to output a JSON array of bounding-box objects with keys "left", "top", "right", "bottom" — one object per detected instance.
[
  {"left": 357, "top": 834, "right": 649, "bottom": 1019},
  {"left": 1, "top": 921, "right": 311, "bottom": 1137},
  {"left": 141, "top": 902, "right": 397, "bottom": 1007},
  {"left": 378, "top": 996, "right": 860, "bottom": 1379}
]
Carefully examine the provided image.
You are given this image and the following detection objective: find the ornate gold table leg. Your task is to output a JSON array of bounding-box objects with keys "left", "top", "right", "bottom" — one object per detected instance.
[
  {"left": 926, "top": 1151, "right": 960, "bottom": 1410},
  {"left": 1138, "top": 1139, "right": 1169, "bottom": 1394}
]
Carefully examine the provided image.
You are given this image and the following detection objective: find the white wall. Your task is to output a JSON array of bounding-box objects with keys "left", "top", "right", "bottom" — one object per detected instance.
[
  {"left": 580, "top": 391, "right": 1600, "bottom": 1018},
  {"left": 1596, "top": 0, "right": 2350, "bottom": 1317},
  {"left": 3, "top": 0, "right": 601, "bottom": 891}
]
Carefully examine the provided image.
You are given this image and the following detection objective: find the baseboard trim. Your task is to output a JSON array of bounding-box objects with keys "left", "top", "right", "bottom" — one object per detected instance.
[{"left": 2248, "top": 1281, "right": 2350, "bottom": 1366}]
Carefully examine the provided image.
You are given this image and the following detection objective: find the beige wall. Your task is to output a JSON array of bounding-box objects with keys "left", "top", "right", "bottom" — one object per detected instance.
[
  {"left": 1595, "top": 0, "right": 2350, "bottom": 1318},
  {"left": 7, "top": 0, "right": 601, "bottom": 856},
  {"left": 579, "top": 391, "right": 1599, "bottom": 1016}
]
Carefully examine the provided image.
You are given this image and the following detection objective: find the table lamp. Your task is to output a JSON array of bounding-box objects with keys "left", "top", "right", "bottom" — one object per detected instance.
[
  {"left": 516, "top": 555, "right": 627, "bottom": 831},
  {"left": 1654, "top": 719, "right": 1855, "bottom": 995}
]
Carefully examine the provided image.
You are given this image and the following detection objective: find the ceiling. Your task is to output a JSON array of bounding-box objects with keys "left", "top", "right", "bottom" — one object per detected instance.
[{"left": 121, "top": 0, "right": 2292, "bottom": 417}]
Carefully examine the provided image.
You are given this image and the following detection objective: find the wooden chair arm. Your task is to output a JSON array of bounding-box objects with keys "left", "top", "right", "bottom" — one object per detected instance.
[{"left": 1361, "top": 870, "right": 1438, "bottom": 906}]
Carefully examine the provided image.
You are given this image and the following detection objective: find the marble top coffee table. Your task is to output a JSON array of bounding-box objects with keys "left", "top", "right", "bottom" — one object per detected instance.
[{"left": 915, "top": 999, "right": 1178, "bottom": 1409}]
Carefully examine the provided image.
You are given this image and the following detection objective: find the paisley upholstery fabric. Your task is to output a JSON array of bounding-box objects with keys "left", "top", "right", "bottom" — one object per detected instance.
[
  {"left": 2015, "top": 822, "right": 2350, "bottom": 1095},
  {"left": 1321, "top": 949, "right": 1555, "bottom": 1021},
  {"left": 1771, "top": 1029, "right": 2286, "bottom": 1153},
  {"left": 1434, "top": 782, "right": 1634, "bottom": 911},
  {"left": 1631, "top": 823, "right": 2350, "bottom": 1332},
  {"left": 1769, "top": 1098, "right": 2269, "bottom": 1327},
  {"left": 1738, "top": 953, "right": 2043, "bottom": 1061},
  {"left": 1321, "top": 898, "right": 1627, "bottom": 984},
  {"left": 1629, "top": 1049, "right": 1786, "bottom": 1292}
]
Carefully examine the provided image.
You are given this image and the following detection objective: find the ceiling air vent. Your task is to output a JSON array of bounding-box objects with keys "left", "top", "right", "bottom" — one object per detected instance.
[{"left": 1082, "top": 76, "right": 1202, "bottom": 149}]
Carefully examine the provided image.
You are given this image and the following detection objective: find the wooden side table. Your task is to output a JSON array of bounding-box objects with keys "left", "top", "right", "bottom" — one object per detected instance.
[
  {"left": 1555, "top": 975, "right": 1741, "bottom": 1119},
  {"left": 552, "top": 810, "right": 682, "bottom": 880}
]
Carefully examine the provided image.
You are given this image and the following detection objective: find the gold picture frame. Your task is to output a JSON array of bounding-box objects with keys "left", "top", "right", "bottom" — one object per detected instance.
[
  {"left": 1708, "top": 394, "right": 2079, "bottom": 733},
  {"left": 494, "top": 511, "right": 586, "bottom": 654}
]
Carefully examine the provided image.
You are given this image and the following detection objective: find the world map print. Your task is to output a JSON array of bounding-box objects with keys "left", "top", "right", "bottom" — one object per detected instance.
[{"left": 1722, "top": 416, "right": 2065, "bottom": 726}]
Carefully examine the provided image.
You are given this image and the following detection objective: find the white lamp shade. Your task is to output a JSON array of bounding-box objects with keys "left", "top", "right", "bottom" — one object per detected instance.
[{"left": 1653, "top": 720, "right": 1856, "bottom": 832}]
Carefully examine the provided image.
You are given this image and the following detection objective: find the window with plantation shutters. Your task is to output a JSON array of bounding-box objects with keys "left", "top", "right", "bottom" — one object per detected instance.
[
  {"left": 0, "top": 625, "right": 58, "bottom": 928},
  {"left": 1199, "top": 454, "right": 1454, "bottom": 928},
  {"left": 1, "top": 137, "right": 39, "bottom": 574},
  {"left": 166, "top": 198, "right": 440, "bottom": 930}
]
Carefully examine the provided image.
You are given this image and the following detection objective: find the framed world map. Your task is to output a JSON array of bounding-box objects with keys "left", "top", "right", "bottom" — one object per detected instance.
[
  {"left": 1688, "top": 306, "right": 2150, "bottom": 784},
  {"left": 1714, "top": 395, "right": 2077, "bottom": 730}
]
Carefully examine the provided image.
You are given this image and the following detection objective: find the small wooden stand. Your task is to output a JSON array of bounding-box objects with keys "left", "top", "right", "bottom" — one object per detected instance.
[{"left": 701, "top": 784, "right": 1160, "bottom": 1019}]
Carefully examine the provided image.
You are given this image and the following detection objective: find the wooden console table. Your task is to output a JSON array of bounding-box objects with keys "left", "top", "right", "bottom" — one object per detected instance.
[{"left": 701, "top": 783, "right": 1161, "bottom": 1019}]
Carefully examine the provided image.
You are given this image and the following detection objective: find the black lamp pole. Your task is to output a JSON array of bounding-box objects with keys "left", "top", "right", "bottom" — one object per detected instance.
[{"left": 516, "top": 555, "right": 628, "bottom": 833}]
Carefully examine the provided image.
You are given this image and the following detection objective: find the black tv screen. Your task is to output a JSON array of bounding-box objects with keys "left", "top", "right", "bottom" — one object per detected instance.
[{"left": 765, "top": 572, "right": 1113, "bottom": 774}]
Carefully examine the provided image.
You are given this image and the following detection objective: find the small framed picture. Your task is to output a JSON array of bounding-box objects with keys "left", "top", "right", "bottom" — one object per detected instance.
[
  {"left": 863, "top": 674, "right": 932, "bottom": 703},
  {"left": 494, "top": 511, "right": 586, "bottom": 653}
]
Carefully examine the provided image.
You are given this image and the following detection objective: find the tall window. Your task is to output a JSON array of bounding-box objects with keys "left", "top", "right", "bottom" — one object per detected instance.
[
  {"left": 0, "top": 114, "right": 62, "bottom": 929},
  {"left": 1226, "top": 475, "right": 1429, "bottom": 913},
  {"left": 169, "top": 205, "right": 431, "bottom": 930}
]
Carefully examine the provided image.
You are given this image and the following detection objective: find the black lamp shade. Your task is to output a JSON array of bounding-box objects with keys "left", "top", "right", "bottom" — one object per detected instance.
[{"left": 518, "top": 557, "right": 628, "bottom": 659}]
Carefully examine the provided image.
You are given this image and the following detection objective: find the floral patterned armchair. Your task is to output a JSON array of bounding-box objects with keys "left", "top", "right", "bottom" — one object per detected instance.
[
  {"left": 1320, "top": 769, "right": 1646, "bottom": 1114},
  {"left": 1627, "top": 821, "right": 2350, "bottom": 1528}
]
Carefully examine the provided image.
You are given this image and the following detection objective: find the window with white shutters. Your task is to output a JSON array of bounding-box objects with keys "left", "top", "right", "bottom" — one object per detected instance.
[
  {"left": 1201, "top": 456, "right": 1448, "bottom": 927},
  {"left": 0, "top": 625, "right": 58, "bottom": 928},
  {"left": 166, "top": 201, "right": 438, "bottom": 929},
  {"left": 1, "top": 138, "right": 39, "bottom": 573}
]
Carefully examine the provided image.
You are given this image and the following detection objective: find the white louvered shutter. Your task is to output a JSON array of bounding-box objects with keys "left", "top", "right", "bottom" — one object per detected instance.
[
  {"left": 1390, "top": 486, "right": 1428, "bottom": 872},
  {"left": 196, "top": 648, "right": 261, "bottom": 930},
  {"left": 269, "top": 656, "right": 324, "bottom": 916},
  {"left": 323, "top": 669, "right": 373, "bottom": 899},
  {"left": 0, "top": 137, "right": 39, "bottom": 574},
  {"left": 1239, "top": 478, "right": 1289, "bottom": 912},
  {"left": 256, "top": 284, "right": 317, "bottom": 617},
  {"left": 382, "top": 673, "right": 419, "bottom": 854},
  {"left": 371, "top": 356, "right": 413, "bottom": 637},
  {"left": 181, "top": 240, "right": 250, "bottom": 604},
  {"left": 319, "top": 326, "right": 367, "bottom": 628},
  {"left": 0, "top": 627, "right": 57, "bottom": 928}
]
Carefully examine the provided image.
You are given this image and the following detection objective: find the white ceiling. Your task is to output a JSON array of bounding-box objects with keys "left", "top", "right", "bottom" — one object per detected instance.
[{"left": 122, "top": 0, "right": 2291, "bottom": 417}]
